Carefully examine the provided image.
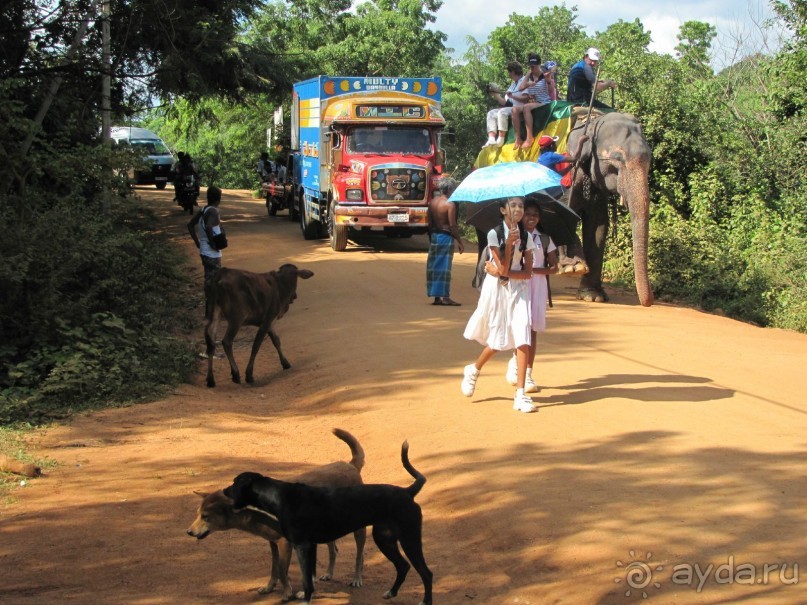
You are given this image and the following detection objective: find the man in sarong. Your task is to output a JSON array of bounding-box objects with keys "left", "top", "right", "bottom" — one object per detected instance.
[{"left": 426, "top": 176, "right": 463, "bottom": 306}]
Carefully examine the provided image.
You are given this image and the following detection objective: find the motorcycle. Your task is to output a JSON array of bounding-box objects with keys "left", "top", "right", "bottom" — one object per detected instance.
[
  {"left": 263, "top": 177, "right": 293, "bottom": 217},
  {"left": 176, "top": 173, "right": 199, "bottom": 215}
]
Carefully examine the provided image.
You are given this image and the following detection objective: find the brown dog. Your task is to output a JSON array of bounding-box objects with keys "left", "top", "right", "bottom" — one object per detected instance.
[{"left": 187, "top": 428, "right": 366, "bottom": 600}]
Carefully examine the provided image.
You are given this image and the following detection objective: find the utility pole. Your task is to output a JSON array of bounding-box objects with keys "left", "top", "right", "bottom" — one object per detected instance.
[{"left": 101, "top": 0, "right": 111, "bottom": 143}]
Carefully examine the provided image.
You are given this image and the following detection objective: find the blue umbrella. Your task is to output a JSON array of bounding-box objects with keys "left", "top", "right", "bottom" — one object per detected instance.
[
  {"left": 449, "top": 162, "right": 580, "bottom": 245},
  {"left": 448, "top": 162, "right": 563, "bottom": 203}
]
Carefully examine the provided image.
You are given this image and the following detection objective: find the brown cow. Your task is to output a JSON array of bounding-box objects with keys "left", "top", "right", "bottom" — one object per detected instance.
[{"left": 205, "top": 264, "right": 314, "bottom": 388}]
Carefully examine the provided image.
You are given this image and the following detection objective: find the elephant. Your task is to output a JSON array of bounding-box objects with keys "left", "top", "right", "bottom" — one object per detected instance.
[{"left": 559, "top": 111, "right": 654, "bottom": 307}]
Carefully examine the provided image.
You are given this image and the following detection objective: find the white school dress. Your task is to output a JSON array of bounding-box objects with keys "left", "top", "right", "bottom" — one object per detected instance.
[
  {"left": 464, "top": 223, "right": 536, "bottom": 350},
  {"left": 528, "top": 230, "right": 557, "bottom": 333}
]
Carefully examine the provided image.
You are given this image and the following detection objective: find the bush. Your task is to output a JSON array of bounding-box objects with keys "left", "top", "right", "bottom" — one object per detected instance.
[{"left": 0, "top": 198, "right": 197, "bottom": 424}]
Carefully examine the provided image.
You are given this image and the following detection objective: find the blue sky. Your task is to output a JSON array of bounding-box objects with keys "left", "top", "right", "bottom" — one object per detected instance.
[{"left": 430, "top": 0, "right": 782, "bottom": 69}]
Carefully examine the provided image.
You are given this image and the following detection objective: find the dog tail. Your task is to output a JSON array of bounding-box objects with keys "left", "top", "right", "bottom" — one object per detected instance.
[
  {"left": 401, "top": 440, "right": 426, "bottom": 497},
  {"left": 332, "top": 428, "right": 365, "bottom": 472}
]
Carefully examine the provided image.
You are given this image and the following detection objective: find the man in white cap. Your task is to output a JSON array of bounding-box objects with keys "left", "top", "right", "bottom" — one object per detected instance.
[{"left": 566, "top": 47, "right": 616, "bottom": 108}]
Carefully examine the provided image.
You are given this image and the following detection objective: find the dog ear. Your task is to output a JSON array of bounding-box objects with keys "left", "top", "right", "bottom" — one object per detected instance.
[{"left": 223, "top": 477, "right": 246, "bottom": 507}]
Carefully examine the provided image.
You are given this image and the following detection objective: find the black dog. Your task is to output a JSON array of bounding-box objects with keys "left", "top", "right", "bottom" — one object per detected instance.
[{"left": 223, "top": 441, "right": 432, "bottom": 605}]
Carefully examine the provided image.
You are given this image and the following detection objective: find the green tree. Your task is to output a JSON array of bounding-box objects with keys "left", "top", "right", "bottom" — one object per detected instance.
[
  {"left": 675, "top": 20, "right": 717, "bottom": 75},
  {"left": 487, "top": 6, "right": 586, "bottom": 74},
  {"left": 322, "top": 0, "right": 446, "bottom": 75}
]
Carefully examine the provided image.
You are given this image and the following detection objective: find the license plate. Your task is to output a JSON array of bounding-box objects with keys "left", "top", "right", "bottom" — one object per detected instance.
[
  {"left": 387, "top": 213, "right": 409, "bottom": 223},
  {"left": 155, "top": 176, "right": 168, "bottom": 181}
]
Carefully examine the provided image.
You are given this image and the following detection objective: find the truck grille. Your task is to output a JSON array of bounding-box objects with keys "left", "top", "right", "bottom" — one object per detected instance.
[{"left": 368, "top": 164, "right": 428, "bottom": 203}]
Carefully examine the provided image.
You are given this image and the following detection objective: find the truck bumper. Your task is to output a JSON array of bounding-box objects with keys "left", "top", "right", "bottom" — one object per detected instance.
[{"left": 333, "top": 205, "right": 428, "bottom": 229}]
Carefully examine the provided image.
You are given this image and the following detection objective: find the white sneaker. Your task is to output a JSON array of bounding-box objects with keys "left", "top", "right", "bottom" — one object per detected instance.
[
  {"left": 484, "top": 136, "right": 496, "bottom": 147},
  {"left": 525, "top": 376, "right": 539, "bottom": 393},
  {"left": 505, "top": 355, "right": 518, "bottom": 386},
  {"left": 495, "top": 136, "right": 505, "bottom": 147},
  {"left": 461, "top": 364, "right": 480, "bottom": 397},
  {"left": 513, "top": 393, "right": 537, "bottom": 413}
]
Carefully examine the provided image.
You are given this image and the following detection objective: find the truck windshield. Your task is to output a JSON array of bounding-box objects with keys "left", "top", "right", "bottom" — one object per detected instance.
[
  {"left": 131, "top": 139, "right": 171, "bottom": 156},
  {"left": 348, "top": 127, "right": 432, "bottom": 155}
]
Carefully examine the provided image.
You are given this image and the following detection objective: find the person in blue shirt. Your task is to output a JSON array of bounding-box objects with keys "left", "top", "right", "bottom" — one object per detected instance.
[
  {"left": 537, "top": 134, "right": 589, "bottom": 183},
  {"left": 566, "top": 47, "right": 616, "bottom": 108}
]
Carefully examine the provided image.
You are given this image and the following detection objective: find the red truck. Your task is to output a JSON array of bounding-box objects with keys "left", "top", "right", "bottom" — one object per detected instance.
[{"left": 289, "top": 76, "right": 448, "bottom": 250}]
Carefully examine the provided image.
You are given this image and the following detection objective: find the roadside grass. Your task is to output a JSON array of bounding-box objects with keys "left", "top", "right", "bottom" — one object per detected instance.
[{"left": 0, "top": 426, "right": 55, "bottom": 504}]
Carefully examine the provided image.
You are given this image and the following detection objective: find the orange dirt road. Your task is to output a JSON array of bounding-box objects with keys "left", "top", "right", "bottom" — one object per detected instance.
[{"left": 1, "top": 187, "right": 806, "bottom": 605}]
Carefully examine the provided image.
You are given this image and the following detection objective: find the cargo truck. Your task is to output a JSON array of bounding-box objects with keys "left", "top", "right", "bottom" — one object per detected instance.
[{"left": 289, "top": 76, "right": 447, "bottom": 250}]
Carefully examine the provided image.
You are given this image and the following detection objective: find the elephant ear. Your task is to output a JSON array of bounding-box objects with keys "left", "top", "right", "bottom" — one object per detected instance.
[
  {"left": 572, "top": 134, "right": 594, "bottom": 165},
  {"left": 578, "top": 138, "right": 594, "bottom": 163}
]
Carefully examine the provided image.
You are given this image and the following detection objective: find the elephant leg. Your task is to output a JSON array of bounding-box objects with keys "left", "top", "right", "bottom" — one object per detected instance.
[
  {"left": 557, "top": 187, "right": 589, "bottom": 275},
  {"left": 578, "top": 195, "right": 609, "bottom": 302}
]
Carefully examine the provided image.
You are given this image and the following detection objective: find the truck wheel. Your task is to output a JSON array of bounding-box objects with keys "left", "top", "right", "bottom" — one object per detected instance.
[
  {"left": 155, "top": 182, "right": 167, "bottom": 190},
  {"left": 329, "top": 204, "right": 348, "bottom": 251},
  {"left": 300, "top": 194, "right": 319, "bottom": 240},
  {"left": 331, "top": 226, "right": 347, "bottom": 251},
  {"left": 268, "top": 199, "right": 279, "bottom": 216}
]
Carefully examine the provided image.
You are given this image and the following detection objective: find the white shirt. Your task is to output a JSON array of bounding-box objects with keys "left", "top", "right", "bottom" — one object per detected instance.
[
  {"left": 529, "top": 230, "right": 557, "bottom": 268},
  {"left": 197, "top": 206, "right": 223, "bottom": 259},
  {"left": 504, "top": 80, "right": 525, "bottom": 107},
  {"left": 487, "top": 222, "right": 537, "bottom": 271}
]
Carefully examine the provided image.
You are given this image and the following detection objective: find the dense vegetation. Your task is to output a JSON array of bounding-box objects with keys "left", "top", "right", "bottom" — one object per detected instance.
[{"left": 0, "top": 0, "right": 804, "bottom": 426}]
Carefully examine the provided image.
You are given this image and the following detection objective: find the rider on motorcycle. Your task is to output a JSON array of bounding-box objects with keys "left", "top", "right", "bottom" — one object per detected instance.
[
  {"left": 175, "top": 153, "right": 198, "bottom": 180},
  {"left": 174, "top": 153, "right": 200, "bottom": 212}
]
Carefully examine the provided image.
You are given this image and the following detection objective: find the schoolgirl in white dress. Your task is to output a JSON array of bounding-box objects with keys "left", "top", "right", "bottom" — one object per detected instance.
[
  {"left": 461, "top": 197, "right": 538, "bottom": 413},
  {"left": 504, "top": 199, "right": 558, "bottom": 392}
]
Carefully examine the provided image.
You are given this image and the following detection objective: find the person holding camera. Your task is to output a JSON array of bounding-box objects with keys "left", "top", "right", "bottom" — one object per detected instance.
[
  {"left": 483, "top": 61, "right": 524, "bottom": 148},
  {"left": 511, "top": 53, "right": 553, "bottom": 150}
]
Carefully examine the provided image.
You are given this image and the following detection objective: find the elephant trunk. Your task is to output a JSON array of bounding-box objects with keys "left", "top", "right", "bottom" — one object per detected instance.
[{"left": 624, "top": 161, "right": 654, "bottom": 307}]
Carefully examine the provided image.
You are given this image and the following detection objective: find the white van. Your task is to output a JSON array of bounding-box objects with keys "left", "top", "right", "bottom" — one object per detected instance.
[{"left": 111, "top": 126, "right": 175, "bottom": 189}]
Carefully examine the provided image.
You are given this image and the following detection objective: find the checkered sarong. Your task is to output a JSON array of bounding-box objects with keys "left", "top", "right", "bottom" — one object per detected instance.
[{"left": 426, "top": 232, "right": 454, "bottom": 298}]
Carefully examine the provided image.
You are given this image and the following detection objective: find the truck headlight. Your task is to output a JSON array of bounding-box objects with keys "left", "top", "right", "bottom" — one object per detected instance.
[{"left": 346, "top": 188, "right": 363, "bottom": 201}]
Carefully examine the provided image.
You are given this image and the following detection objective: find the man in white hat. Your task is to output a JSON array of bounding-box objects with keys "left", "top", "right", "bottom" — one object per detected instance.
[{"left": 566, "top": 47, "right": 616, "bottom": 107}]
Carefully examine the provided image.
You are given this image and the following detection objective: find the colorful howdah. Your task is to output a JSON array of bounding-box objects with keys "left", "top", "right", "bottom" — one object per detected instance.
[{"left": 476, "top": 101, "right": 599, "bottom": 167}]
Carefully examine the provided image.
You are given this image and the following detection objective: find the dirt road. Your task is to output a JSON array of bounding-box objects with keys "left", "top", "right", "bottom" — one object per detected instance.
[{"left": 2, "top": 188, "right": 806, "bottom": 605}]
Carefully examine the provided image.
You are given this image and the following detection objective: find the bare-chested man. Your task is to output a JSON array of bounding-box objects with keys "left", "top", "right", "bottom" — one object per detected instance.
[{"left": 427, "top": 176, "right": 464, "bottom": 306}]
